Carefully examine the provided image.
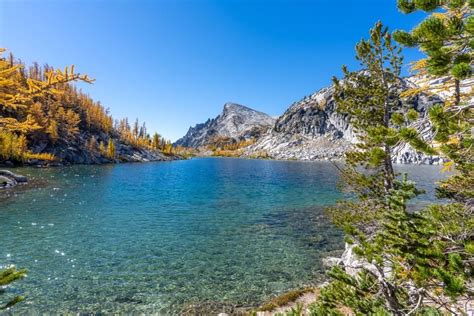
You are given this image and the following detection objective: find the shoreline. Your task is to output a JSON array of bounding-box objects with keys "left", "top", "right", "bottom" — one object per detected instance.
[
  {"left": 184, "top": 153, "right": 444, "bottom": 165},
  {"left": 0, "top": 153, "right": 184, "bottom": 169}
]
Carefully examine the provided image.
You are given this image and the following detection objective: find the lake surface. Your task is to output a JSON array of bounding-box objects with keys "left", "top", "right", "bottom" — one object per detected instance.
[{"left": 0, "top": 158, "right": 446, "bottom": 314}]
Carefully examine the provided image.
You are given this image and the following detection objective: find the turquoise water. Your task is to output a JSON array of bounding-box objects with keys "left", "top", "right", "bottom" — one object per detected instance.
[{"left": 0, "top": 158, "right": 445, "bottom": 314}]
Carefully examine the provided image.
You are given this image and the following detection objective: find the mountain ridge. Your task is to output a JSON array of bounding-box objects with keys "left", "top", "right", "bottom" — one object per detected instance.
[
  {"left": 174, "top": 102, "right": 275, "bottom": 148},
  {"left": 175, "top": 76, "right": 472, "bottom": 164},
  {"left": 243, "top": 77, "right": 444, "bottom": 163}
]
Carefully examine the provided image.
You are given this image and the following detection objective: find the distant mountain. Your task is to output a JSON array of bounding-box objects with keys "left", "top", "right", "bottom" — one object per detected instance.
[
  {"left": 174, "top": 103, "right": 275, "bottom": 147},
  {"left": 176, "top": 78, "right": 472, "bottom": 164}
]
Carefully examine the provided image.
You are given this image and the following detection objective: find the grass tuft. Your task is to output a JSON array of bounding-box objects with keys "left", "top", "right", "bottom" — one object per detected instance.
[{"left": 258, "top": 288, "right": 315, "bottom": 312}]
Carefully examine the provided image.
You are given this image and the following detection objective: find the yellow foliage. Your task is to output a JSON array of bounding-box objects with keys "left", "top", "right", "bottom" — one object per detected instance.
[
  {"left": 99, "top": 141, "right": 106, "bottom": 155},
  {"left": 0, "top": 48, "right": 169, "bottom": 163},
  {"left": 441, "top": 160, "right": 454, "bottom": 173},
  {"left": 47, "top": 120, "right": 59, "bottom": 143},
  {"left": 400, "top": 87, "right": 429, "bottom": 98},
  {"left": 431, "top": 12, "right": 447, "bottom": 20},
  {"left": 24, "top": 152, "right": 55, "bottom": 161},
  {"left": 208, "top": 137, "right": 256, "bottom": 151},
  {"left": 0, "top": 129, "right": 55, "bottom": 162},
  {"left": 106, "top": 139, "right": 116, "bottom": 159},
  {"left": 446, "top": 137, "right": 460, "bottom": 146},
  {"left": 211, "top": 149, "right": 242, "bottom": 157},
  {"left": 409, "top": 59, "right": 427, "bottom": 73}
]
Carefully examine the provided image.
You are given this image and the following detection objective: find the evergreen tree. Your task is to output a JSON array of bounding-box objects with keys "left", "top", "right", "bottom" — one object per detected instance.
[
  {"left": 152, "top": 132, "right": 161, "bottom": 150},
  {"left": 311, "top": 21, "right": 473, "bottom": 315},
  {"left": 326, "top": 21, "right": 432, "bottom": 228},
  {"left": 394, "top": 0, "right": 473, "bottom": 202},
  {"left": 394, "top": 0, "right": 472, "bottom": 106}
]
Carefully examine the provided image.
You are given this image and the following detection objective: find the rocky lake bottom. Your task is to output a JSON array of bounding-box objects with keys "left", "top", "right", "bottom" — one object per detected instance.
[{"left": 0, "top": 158, "right": 446, "bottom": 313}]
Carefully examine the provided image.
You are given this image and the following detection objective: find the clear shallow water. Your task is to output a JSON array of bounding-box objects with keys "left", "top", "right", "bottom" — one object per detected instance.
[{"left": 0, "top": 158, "right": 445, "bottom": 313}]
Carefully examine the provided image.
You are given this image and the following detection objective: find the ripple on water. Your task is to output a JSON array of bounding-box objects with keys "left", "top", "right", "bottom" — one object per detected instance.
[{"left": 0, "top": 158, "right": 446, "bottom": 313}]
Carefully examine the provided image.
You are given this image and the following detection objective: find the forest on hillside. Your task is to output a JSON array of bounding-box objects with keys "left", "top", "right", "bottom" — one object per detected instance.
[{"left": 0, "top": 50, "right": 175, "bottom": 165}]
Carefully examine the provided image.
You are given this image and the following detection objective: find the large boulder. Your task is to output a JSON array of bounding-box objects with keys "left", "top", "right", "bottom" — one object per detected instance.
[
  {"left": 0, "top": 170, "right": 28, "bottom": 189},
  {"left": 0, "top": 175, "right": 17, "bottom": 188},
  {"left": 0, "top": 170, "right": 28, "bottom": 183}
]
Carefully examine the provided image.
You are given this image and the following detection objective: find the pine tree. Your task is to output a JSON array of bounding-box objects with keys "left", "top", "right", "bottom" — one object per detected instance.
[
  {"left": 394, "top": 0, "right": 473, "bottom": 105},
  {"left": 311, "top": 21, "right": 473, "bottom": 315},
  {"left": 152, "top": 132, "right": 161, "bottom": 150},
  {"left": 394, "top": 0, "right": 473, "bottom": 202},
  {"left": 133, "top": 119, "right": 139, "bottom": 140},
  {"left": 326, "top": 21, "right": 432, "bottom": 227},
  {"left": 312, "top": 177, "right": 473, "bottom": 315}
]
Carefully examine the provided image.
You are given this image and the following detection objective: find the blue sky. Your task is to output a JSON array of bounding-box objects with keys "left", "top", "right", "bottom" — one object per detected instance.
[{"left": 0, "top": 0, "right": 426, "bottom": 141}]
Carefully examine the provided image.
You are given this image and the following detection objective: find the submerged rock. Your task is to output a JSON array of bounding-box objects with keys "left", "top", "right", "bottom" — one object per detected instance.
[
  {"left": 0, "top": 175, "right": 17, "bottom": 188},
  {"left": 0, "top": 170, "right": 28, "bottom": 189}
]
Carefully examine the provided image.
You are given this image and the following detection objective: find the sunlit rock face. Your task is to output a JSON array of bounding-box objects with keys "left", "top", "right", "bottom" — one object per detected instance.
[
  {"left": 31, "top": 132, "right": 178, "bottom": 165},
  {"left": 244, "top": 77, "right": 452, "bottom": 163},
  {"left": 174, "top": 103, "right": 275, "bottom": 148}
]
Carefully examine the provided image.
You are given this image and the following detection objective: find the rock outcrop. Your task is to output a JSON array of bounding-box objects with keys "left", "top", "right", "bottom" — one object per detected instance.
[
  {"left": 243, "top": 85, "right": 354, "bottom": 160},
  {"left": 25, "top": 131, "right": 180, "bottom": 166},
  {"left": 243, "top": 77, "right": 446, "bottom": 163},
  {"left": 175, "top": 76, "right": 472, "bottom": 164},
  {"left": 0, "top": 170, "right": 27, "bottom": 189},
  {"left": 174, "top": 103, "right": 275, "bottom": 148}
]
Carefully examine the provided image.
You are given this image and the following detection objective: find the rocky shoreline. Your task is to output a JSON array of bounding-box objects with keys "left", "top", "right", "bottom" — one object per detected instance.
[
  {"left": 0, "top": 170, "right": 28, "bottom": 189},
  {"left": 0, "top": 149, "right": 182, "bottom": 168}
]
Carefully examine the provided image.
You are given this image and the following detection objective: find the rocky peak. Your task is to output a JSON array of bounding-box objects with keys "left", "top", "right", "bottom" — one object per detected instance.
[
  {"left": 223, "top": 102, "right": 247, "bottom": 112},
  {"left": 174, "top": 103, "right": 275, "bottom": 148}
]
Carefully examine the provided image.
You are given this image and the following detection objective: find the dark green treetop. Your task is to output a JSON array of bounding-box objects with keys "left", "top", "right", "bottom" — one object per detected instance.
[{"left": 394, "top": 0, "right": 473, "bottom": 105}]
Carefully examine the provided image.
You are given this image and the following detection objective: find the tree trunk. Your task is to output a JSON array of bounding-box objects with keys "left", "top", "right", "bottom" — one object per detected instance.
[
  {"left": 383, "top": 283, "right": 404, "bottom": 316},
  {"left": 384, "top": 144, "right": 394, "bottom": 191},
  {"left": 374, "top": 264, "right": 403, "bottom": 315},
  {"left": 383, "top": 98, "right": 394, "bottom": 192},
  {"left": 380, "top": 67, "right": 395, "bottom": 192},
  {"left": 455, "top": 78, "right": 460, "bottom": 106}
]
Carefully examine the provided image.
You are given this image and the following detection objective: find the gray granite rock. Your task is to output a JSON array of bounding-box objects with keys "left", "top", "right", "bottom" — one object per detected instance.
[
  {"left": 0, "top": 170, "right": 27, "bottom": 183},
  {"left": 26, "top": 131, "right": 180, "bottom": 166},
  {"left": 243, "top": 76, "right": 449, "bottom": 164},
  {"left": 0, "top": 170, "right": 27, "bottom": 189},
  {"left": 174, "top": 103, "right": 275, "bottom": 147}
]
